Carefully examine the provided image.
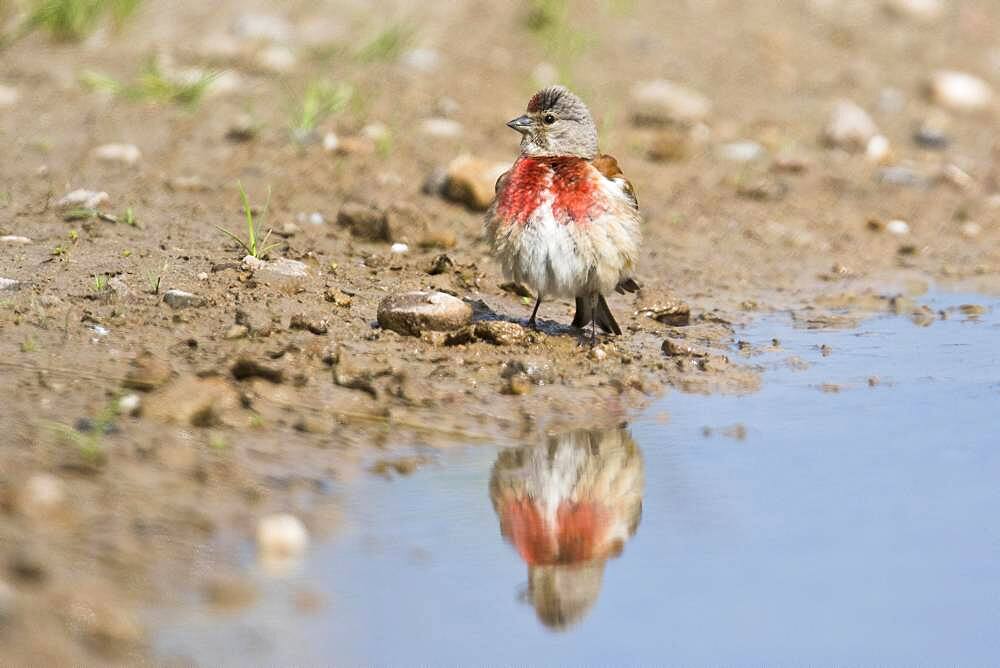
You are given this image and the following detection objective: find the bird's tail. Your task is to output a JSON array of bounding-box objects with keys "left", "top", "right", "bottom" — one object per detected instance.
[{"left": 573, "top": 295, "right": 622, "bottom": 335}]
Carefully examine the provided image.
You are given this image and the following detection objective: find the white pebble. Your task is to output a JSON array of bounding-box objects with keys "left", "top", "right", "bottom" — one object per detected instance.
[
  {"left": 197, "top": 272, "right": 209, "bottom": 281},
  {"left": 824, "top": 100, "right": 879, "bottom": 151},
  {"left": 256, "top": 45, "right": 297, "bottom": 74},
  {"left": 960, "top": 221, "right": 981, "bottom": 238},
  {"left": 886, "top": 219, "right": 911, "bottom": 236},
  {"left": 0, "top": 84, "right": 19, "bottom": 108},
  {"left": 885, "top": 0, "right": 944, "bottom": 22},
  {"left": 0, "top": 236, "right": 32, "bottom": 245},
  {"left": 257, "top": 513, "right": 309, "bottom": 561},
  {"left": 57, "top": 189, "right": 109, "bottom": 210},
  {"left": 390, "top": 242, "right": 409, "bottom": 254},
  {"left": 0, "top": 277, "right": 21, "bottom": 291},
  {"left": 93, "top": 143, "right": 141, "bottom": 166},
  {"left": 865, "top": 135, "right": 892, "bottom": 163},
  {"left": 322, "top": 132, "right": 339, "bottom": 152},
  {"left": 20, "top": 474, "right": 66, "bottom": 518},
  {"left": 718, "top": 141, "right": 764, "bottom": 163},
  {"left": 419, "top": 118, "right": 463, "bottom": 138},
  {"left": 119, "top": 393, "right": 142, "bottom": 416},
  {"left": 927, "top": 70, "right": 993, "bottom": 112},
  {"left": 308, "top": 212, "right": 325, "bottom": 226}
]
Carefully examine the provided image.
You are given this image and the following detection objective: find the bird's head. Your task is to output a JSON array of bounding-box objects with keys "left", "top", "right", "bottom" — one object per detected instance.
[{"left": 507, "top": 86, "right": 598, "bottom": 159}]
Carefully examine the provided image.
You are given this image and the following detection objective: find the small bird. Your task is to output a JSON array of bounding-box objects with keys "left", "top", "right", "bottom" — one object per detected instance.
[{"left": 486, "top": 86, "right": 641, "bottom": 343}]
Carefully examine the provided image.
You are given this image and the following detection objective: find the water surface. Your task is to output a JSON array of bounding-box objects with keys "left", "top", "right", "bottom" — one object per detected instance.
[{"left": 157, "top": 292, "right": 1000, "bottom": 666}]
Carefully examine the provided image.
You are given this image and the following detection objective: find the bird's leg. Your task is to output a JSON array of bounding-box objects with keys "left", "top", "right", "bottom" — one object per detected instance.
[
  {"left": 527, "top": 295, "right": 542, "bottom": 329},
  {"left": 590, "top": 293, "right": 598, "bottom": 347}
]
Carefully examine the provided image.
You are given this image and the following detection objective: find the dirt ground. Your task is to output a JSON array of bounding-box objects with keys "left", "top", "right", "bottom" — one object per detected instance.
[{"left": 0, "top": 0, "right": 998, "bottom": 663}]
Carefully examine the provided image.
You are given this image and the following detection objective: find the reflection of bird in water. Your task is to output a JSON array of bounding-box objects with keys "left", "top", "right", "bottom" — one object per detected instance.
[{"left": 489, "top": 428, "right": 644, "bottom": 630}]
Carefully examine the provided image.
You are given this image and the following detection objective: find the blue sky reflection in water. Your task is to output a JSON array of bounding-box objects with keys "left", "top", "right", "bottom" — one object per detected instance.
[{"left": 157, "top": 292, "right": 1000, "bottom": 665}]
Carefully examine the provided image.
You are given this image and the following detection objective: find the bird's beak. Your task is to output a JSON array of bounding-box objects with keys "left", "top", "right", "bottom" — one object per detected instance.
[{"left": 506, "top": 115, "right": 533, "bottom": 135}]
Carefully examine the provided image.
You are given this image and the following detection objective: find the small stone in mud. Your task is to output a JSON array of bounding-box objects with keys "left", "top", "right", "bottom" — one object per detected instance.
[
  {"left": 371, "top": 457, "right": 423, "bottom": 477},
  {"left": 235, "top": 307, "right": 274, "bottom": 336},
  {"left": 819, "top": 345, "right": 833, "bottom": 357},
  {"left": 823, "top": 100, "right": 878, "bottom": 151},
  {"left": 441, "top": 155, "right": 508, "bottom": 211},
  {"left": 243, "top": 256, "right": 309, "bottom": 281},
  {"left": 589, "top": 346, "right": 607, "bottom": 361},
  {"left": 377, "top": 291, "right": 473, "bottom": 336},
  {"left": 926, "top": 70, "right": 993, "bottom": 112},
  {"left": 661, "top": 338, "right": 709, "bottom": 357},
  {"left": 124, "top": 352, "right": 173, "bottom": 390},
  {"left": 337, "top": 201, "right": 389, "bottom": 241},
  {"left": 224, "top": 324, "right": 249, "bottom": 340},
  {"left": 886, "top": 219, "right": 910, "bottom": 236},
  {"left": 324, "top": 287, "right": 353, "bottom": 307},
  {"left": 959, "top": 304, "right": 986, "bottom": 317},
  {"left": 0, "top": 235, "right": 32, "bottom": 245},
  {"left": 638, "top": 297, "right": 691, "bottom": 325},
  {"left": 56, "top": 189, "right": 109, "bottom": 210},
  {"left": 868, "top": 376, "right": 880, "bottom": 387},
  {"left": 820, "top": 383, "right": 841, "bottom": 393},
  {"left": 93, "top": 143, "right": 141, "bottom": 166},
  {"left": 0, "top": 278, "right": 20, "bottom": 291},
  {"left": 290, "top": 314, "right": 328, "bottom": 335},
  {"left": 257, "top": 513, "right": 309, "bottom": 561},
  {"left": 163, "top": 289, "right": 205, "bottom": 309},
  {"left": 474, "top": 320, "right": 526, "bottom": 346},
  {"left": 630, "top": 79, "right": 711, "bottom": 125},
  {"left": 118, "top": 393, "right": 142, "bottom": 416}
]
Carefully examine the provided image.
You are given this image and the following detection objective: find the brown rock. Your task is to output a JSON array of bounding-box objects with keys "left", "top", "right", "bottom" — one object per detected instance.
[
  {"left": 337, "top": 202, "right": 389, "bottom": 241},
  {"left": 377, "top": 291, "right": 473, "bottom": 336},
  {"left": 290, "top": 314, "right": 328, "bottom": 335},
  {"left": 442, "top": 155, "right": 508, "bottom": 211},
  {"left": 662, "top": 338, "right": 710, "bottom": 357},
  {"left": 474, "top": 320, "right": 526, "bottom": 346},
  {"left": 324, "top": 287, "right": 353, "bottom": 307}
]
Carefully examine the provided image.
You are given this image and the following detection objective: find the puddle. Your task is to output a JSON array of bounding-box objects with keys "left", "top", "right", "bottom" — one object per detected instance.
[{"left": 155, "top": 292, "right": 1000, "bottom": 665}]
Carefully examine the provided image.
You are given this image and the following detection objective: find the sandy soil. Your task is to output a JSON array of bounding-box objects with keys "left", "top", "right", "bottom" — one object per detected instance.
[{"left": 0, "top": 0, "right": 998, "bottom": 663}]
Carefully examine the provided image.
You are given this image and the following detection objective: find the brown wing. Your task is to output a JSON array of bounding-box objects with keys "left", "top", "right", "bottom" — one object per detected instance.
[
  {"left": 591, "top": 154, "right": 638, "bottom": 210},
  {"left": 494, "top": 170, "right": 510, "bottom": 195}
]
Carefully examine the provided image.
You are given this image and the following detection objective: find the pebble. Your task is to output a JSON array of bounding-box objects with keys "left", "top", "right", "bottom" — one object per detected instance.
[
  {"left": 419, "top": 117, "right": 463, "bottom": 138},
  {"left": 224, "top": 324, "right": 249, "bottom": 339},
  {"left": 0, "top": 84, "right": 20, "bottom": 108},
  {"left": 255, "top": 44, "right": 297, "bottom": 73},
  {"left": 503, "top": 373, "right": 532, "bottom": 395},
  {"left": 197, "top": 271, "right": 209, "bottom": 281},
  {"left": 162, "top": 288, "right": 206, "bottom": 309},
  {"left": 337, "top": 201, "right": 389, "bottom": 241},
  {"left": 401, "top": 48, "right": 441, "bottom": 73},
  {"left": 322, "top": 132, "right": 340, "bottom": 152},
  {"left": 631, "top": 79, "right": 711, "bottom": 125},
  {"left": 474, "top": 320, "right": 526, "bottom": 346},
  {"left": 390, "top": 242, "right": 409, "bottom": 254},
  {"left": 661, "top": 338, "right": 710, "bottom": 358},
  {"left": 0, "top": 236, "right": 31, "bottom": 244},
  {"left": 289, "top": 314, "right": 328, "bottom": 335},
  {"left": 243, "top": 256, "right": 309, "bottom": 281},
  {"left": 927, "top": 70, "right": 993, "bottom": 112},
  {"left": 913, "top": 116, "right": 950, "bottom": 149},
  {"left": 231, "top": 13, "right": 292, "bottom": 42},
  {"left": 718, "top": 141, "right": 765, "bottom": 162},
  {"left": 118, "top": 393, "right": 142, "bottom": 416},
  {"left": 648, "top": 128, "right": 693, "bottom": 162},
  {"left": 442, "top": 155, "right": 509, "bottom": 211},
  {"left": 959, "top": 221, "right": 981, "bottom": 238},
  {"left": 226, "top": 113, "right": 258, "bottom": 142},
  {"left": 886, "top": 219, "right": 911, "bottom": 235},
  {"left": 325, "top": 288, "right": 353, "bottom": 307},
  {"left": 637, "top": 297, "right": 691, "bottom": 325},
  {"left": 824, "top": 100, "right": 879, "bottom": 151},
  {"left": 884, "top": 0, "right": 944, "bottom": 21},
  {"left": 278, "top": 222, "right": 300, "bottom": 237},
  {"left": 0, "top": 277, "right": 21, "bottom": 291},
  {"left": 257, "top": 513, "right": 309, "bottom": 563},
  {"left": 19, "top": 474, "right": 67, "bottom": 520},
  {"left": 879, "top": 165, "right": 930, "bottom": 188},
  {"left": 57, "top": 189, "right": 109, "bottom": 210},
  {"left": 377, "top": 291, "right": 473, "bottom": 336},
  {"left": 589, "top": 347, "right": 607, "bottom": 361},
  {"left": 865, "top": 134, "right": 892, "bottom": 164},
  {"left": 93, "top": 143, "right": 141, "bottom": 166}
]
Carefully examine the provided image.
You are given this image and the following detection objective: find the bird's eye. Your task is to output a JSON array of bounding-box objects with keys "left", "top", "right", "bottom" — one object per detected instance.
[{"left": 542, "top": 113, "right": 556, "bottom": 125}]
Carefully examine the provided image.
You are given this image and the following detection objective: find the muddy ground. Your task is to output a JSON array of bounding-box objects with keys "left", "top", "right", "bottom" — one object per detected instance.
[{"left": 0, "top": 0, "right": 998, "bottom": 663}]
